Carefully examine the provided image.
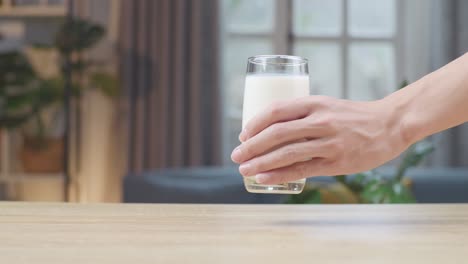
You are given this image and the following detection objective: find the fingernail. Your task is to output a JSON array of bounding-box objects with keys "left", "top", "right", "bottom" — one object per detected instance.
[
  {"left": 256, "top": 174, "right": 269, "bottom": 184},
  {"left": 239, "top": 162, "right": 252, "bottom": 176},
  {"left": 231, "top": 146, "right": 242, "bottom": 163},
  {"left": 239, "top": 130, "right": 248, "bottom": 142}
]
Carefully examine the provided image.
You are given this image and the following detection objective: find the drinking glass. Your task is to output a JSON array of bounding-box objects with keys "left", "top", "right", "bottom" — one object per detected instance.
[{"left": 242, "top": 55, "right": 309, "bottom": 194}]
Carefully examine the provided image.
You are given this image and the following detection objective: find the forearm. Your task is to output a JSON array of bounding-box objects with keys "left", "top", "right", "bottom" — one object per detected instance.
[{"left": 384, "top": 52, "right": 468, "bottom": 145}]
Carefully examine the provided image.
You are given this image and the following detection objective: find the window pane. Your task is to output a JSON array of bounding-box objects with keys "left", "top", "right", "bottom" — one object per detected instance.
[
  {"left": 224, "top": 0, "right": 274, "bottom": 33},
  {"left": 293, "top": 0, "right": 342, "bottom": 36},
  {"left": 223, "top": 38, "right": 272, "bottom": 153},
  {"left": 224, "top": 37, "right": 272, "bottom": 113},
  {"left": 294, "top": 41, "right": 342, "bottom": 98},
  {"left": 0, "top": 22, "right": 24, "bottom": 52},
  {"left": 348, "top": 42, "right": 395, "bottom": 101},
  {"left": 348, "top": 0, "right": 396, "bottom": 38}
]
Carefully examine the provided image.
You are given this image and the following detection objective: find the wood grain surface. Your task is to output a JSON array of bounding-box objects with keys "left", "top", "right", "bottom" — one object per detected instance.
[{"left": 0, "top": 202, "right": 467, "bottom": 263}]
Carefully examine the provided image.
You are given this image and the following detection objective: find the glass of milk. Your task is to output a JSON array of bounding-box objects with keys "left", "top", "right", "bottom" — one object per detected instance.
[{"left": 242, "top": 55, "right": 309, "bottom": 194}]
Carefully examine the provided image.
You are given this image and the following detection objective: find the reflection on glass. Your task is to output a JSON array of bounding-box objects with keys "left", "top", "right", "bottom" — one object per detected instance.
[
  {"left": 224, "top": 0, "right": 274, "bottom": 33},
  {"left": 348, "top": 42, "right": 395, "bottom": 101},
  {"left": 225, "top": 38, "right": 272, "bottom": 114},
  {"left": 294, "top": 41, "right": 342, "bottom": 98},
  {"left": 224, "top": 38, "right": 272, "bottom": 152},
  {"left": 293, "top": 0, "right": 342, "bottom": 36},
  {"left": 348, "top": 0, "right": 396, "bottom": 38}
]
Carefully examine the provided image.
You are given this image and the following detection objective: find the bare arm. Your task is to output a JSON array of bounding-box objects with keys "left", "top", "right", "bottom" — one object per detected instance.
[
  {"left": 231, "top": 52, "right": 468, "bottom": 184},
  {"left": 388, "top": 52, "right": 468, "bottom": 144}
]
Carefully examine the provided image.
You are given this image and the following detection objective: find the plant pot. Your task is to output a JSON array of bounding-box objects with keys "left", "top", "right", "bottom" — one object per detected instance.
[
  {"left": 20, "top": 137, "right": 63, "bottom": 173},
  {"left": 319, "top": 183, "right": 360, "bottom": 204}
]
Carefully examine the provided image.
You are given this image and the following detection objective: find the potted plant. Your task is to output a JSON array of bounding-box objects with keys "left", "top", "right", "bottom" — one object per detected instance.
[
  {"left": 0, "top": 51, "right": 62, "bottom": 172},
  {"left": 286, "top": 139, "right": 434, "bottom": 204},
  {"left": 0, "top": 18, "right": 117, "bottom": 173}
]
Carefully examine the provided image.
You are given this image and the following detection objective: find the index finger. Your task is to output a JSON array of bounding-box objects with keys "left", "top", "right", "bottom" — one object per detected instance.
[{"left": 239, "top": 97, "right": 311, "bottom": 142}]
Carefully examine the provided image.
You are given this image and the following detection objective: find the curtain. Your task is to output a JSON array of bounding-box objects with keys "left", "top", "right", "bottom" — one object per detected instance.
[
  {"left": 119, "top": 0, "right": 222, "bottom": 173},
  {"left": 427, "top": 0, "right": 468, "bottom": 166}
]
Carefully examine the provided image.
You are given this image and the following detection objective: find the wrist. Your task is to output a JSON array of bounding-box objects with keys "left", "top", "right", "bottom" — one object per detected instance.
[{"left": 378, "top": 85, "right": 419, "bottom": 149}]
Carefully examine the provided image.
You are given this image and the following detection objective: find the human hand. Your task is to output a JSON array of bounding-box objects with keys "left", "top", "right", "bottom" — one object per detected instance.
[{"left": 231, "top": 96, "right": 411, "bottom": 184}]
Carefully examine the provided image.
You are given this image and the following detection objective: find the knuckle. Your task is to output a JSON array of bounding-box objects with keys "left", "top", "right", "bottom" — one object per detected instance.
[
  {"left": 283, "top": 146, "right": 298, "bottom": 158},
  {"left": 268, "top": 101, "right": 284, "bottom": 116},
  {"left": 333, "top": 138, "right": 345, "bottom": 152},
  {"left": 322, "top": 142, "right": 344, "bottom": 162},
  {"left": 255, "top": 158, "right": 273, "bottom": 173},
  {"left": 308, "top": 95, "right": 329, "bottom": 108},
  {"left": 302, "top": 119, "right": 320, "bottom": 135},
  {"left": 314, "top": 115, "right": 337, "bottom": 130},
  {"left": 248, "top": 161, "right": 261, "bottom": 173},
  {"left": 326, "top": 139, "right": 344, "bottom": 154},
  {"left": 293, "top": 96, "right": 308, "bottom": 107},
  {"left": 269, "top": 123, "right": 287, "bottom": 141},
  {"left": 242, "top": 144, "right": 254, "bottom": 158}
]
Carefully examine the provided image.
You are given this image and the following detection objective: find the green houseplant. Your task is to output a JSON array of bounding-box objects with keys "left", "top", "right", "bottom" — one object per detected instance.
[
  {"left": 286, "top": 140, "right": 434, "bottom": 204},
  {"left": 0, "top": 18, "right": 117, "bottom": 173},
  {"left": 0, "top": 51, "right": 65, "bottom": 172}
]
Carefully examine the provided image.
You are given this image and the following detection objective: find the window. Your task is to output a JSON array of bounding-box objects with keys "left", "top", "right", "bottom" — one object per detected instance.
[{"left": 221, "top": 0, "right": 402, "bottom": 163}]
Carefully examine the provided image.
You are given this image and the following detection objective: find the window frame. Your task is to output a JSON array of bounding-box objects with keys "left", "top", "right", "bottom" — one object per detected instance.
[
  {"left": 281, "top": 0, "right": 405, "bottom": 98},
  {"left": 221, "top": 0, "right": 405, "bottom": 163}
]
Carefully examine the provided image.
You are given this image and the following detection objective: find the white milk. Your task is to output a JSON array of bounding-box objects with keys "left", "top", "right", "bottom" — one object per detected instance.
[
  {"left": 242, "top": 74, "right": 310, "bottom": 194},
  {"left": 242, "top": 74, "right": 310, "bottom": 128}
]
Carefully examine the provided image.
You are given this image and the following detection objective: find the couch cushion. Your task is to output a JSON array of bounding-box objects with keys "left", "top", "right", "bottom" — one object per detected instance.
[{"left": 123, "top": 166, "right": 468, "bottom": 203}]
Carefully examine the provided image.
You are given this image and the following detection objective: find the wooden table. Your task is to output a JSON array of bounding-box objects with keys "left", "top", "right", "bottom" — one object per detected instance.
[{"left": 1, "top": 203, "right": 468, "bottom": 263}]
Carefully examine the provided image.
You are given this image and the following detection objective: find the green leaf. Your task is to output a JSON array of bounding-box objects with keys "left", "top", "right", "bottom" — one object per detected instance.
[
  {"left": 399, "top": 80, "right": 409, "bottom": 90},
  {"left": 335, "top": 175, "right": 346, "bottom": 184},
  {"left": 55, "top": 18, "right": 106, "bottom": 54},
  {"left": 0, "top": 52, "right": 40, "bottom": 129},
  {"left": 0, "top": 51, "right": 36, "bottom": 88},
  {"left": 388, "top": 182, "right": 416, "bottom": 203},
  {"left": 344, "top": 172, "right": 372, "bottom": 193},
  {"left": 89, "top": 72, "right": 120, "bottom": 98},
  {"left": 360, "top": 178, "right": 416, "bottom": 204},
  {"left": 360, "top": 176, "right": 388, "bottom": 203},
  {"left": 0, "top": 113, "right": 32, "bottom": 128},
  {"left": 396, "top": 140, "right": 434, "bottom": 180},
  {"left": 31, "top": 43, "right": 55, "bottom": 49},
  {"left": 5, "top": 92, "right": 33, "bottom": 110}
]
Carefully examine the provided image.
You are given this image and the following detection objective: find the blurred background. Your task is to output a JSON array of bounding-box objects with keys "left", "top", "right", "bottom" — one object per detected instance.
[{"left": 0, "top": 0, "right": 467, "bottom": 204}]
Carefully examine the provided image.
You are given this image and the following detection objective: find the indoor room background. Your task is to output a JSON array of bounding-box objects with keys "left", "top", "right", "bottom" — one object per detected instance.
[{"left": 0, "top": 0, "right": 467, "bottom": 203}]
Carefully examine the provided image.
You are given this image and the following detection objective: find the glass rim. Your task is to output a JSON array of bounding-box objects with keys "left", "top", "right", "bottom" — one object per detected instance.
[{"left": 248, "top": 55, "right": 308, "bottom": 66}]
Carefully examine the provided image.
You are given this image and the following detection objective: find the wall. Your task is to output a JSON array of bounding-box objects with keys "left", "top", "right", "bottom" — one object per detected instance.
[{"left": 70, "top": 0, "right": 124, "bottom": 202}]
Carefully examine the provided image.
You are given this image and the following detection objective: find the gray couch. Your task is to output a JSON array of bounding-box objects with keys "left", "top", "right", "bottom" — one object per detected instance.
[{"left": 124, "top": 166, "right": 468, "bottom": 203}]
